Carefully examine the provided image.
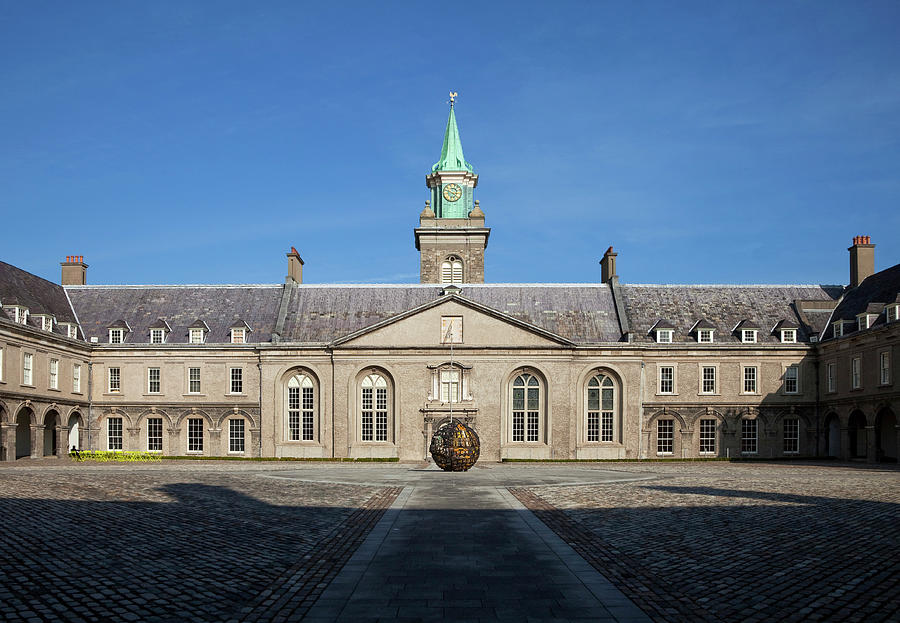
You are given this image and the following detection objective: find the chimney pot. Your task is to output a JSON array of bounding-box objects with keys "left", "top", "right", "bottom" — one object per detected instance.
[
  {"left": 848, "top": 236, "right": 875, "bottom": 288},
  {"left": 60, "top": 254, "right": 87, "bottom": 285}
]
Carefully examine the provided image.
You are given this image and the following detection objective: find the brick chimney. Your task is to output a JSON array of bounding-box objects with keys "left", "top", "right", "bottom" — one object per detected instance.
[
  {"left": 286, "top": 247, "right": 304, "bottom": 283},
  {"left": 60, "top": 255, "right": 88, "bottom": 285},
  {"left": 600, "top": 246, "right": 618, "bottom": 283},
  {"left": 848, "top": 235, "right": 874, "bottom": 288}
]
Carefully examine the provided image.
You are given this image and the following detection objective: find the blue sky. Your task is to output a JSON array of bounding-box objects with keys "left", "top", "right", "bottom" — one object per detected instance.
[{"left": 2, "top": 2, "right": 899, "bottom": 286}]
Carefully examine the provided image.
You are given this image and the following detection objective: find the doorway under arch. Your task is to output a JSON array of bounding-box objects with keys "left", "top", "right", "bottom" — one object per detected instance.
[
  {"left": 16, "top": 410, "right": 33, "bottom": 459},
  {"left": 848, "top": 411, "right": 867, "bottom": 459},
  {"left": 44, "top": 411, "right": 60, "bottom": 457},
  {"left": 68, "top": 413, "right": 83, "bottom": 451},
  {"left": 824, "top": 413, "right": 840, "bottom": 458},
  {"left": 875, "top": 408, "right": 897, "bottom": 462}
]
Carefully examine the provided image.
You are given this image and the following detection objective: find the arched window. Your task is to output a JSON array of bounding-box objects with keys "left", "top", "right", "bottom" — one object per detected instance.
[
  {"left": 587, "top": 374, "right": 616, "bottom": 442},
  {"left": 441, "top": 256, "right": 463, "bottom": 284},
  {"left": 287, "top": 374, "right": 316, "bottom": 441},
  {"left": 360, "top": 373, "right": 389, "bottom": 442},
  {"left": 512, "top": 373, "right": 541, "bottom": 442}
]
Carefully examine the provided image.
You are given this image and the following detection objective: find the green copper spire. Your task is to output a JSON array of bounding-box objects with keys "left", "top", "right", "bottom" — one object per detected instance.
[{"left": 432, "top": 101, "right": 474, "bottom": 173}]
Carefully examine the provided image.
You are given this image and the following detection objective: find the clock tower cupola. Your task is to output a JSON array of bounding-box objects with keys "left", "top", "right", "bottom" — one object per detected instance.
[{"left": 415, "top": 94, "right": 490, "bottom": 284}]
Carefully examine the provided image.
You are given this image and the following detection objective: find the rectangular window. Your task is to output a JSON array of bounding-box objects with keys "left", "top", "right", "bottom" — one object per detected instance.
[
  {"left": 699, "top": 419, "right": 716, "bottom": 455},
  {"left": 741, "top": 419, "right": 757, "bottom": 454},
  {"left": 657, "top": 420, "right": 674, "bottom": 455},
  {"left": 289, "top": 385, "right": 301, "bottom": 441},
  {"left": 587, "top": 381, "right": 614, "bottom": 443},
  {"left": 742, "top": 330, "right": 757, "bottom": 343},
  {"left": 303, "top": 385, "right": 314, "bottom": 441},
  {"left": 784, "top": 365, "right": 799, "bottom": 394},
  {"left": 881, "top": 352, "right": 891, "bottom": 385},
  {"left": 108, "top": 367, "right": 120, "bottom": 393},
  {"left": 73, "top": 363, "right": 81, "bottom": 393},
  {"left": 361, "top": 386, "right": 373, "bottom": 441},
  {"left": 109, "top": 329, "right": 123, "bottom": 344},
  {"left": 147, "top": 417, "right": 163, "bottom": 452},
  {"left": 148, "top": 367, "right": 160, "bottom": 394},
  {"left": 23, "top": 353, "right": 33, "bottom": 385},
  {"left": 375, "top": 387, "right": 388, "bottom": 442},
  {"left": 49, "top": 359, "right": 58, "bottom": 389},
  {"left": 659, "top": 366, "right": 674, "bottom": 394},
  {"left": 827, "top": 363, "right": 836, "bottom": 393},
  {"left": 67, "top": 324, "right": 78, "bottom": 339},
  {"left": 41, "top": 316, "right": 53, "bottom": 331},
  {"left": 108, "top": 417, "right": 123, "bottom": 451},
  {"left": 743, "top": 366, "right": 757, "bottom": 394},
  {"left": 858, "top": 316, "right": 870, "bottom": 331},
  {"left": 231, "top": 328, "right": 245, "bottom": 344},
  {"left": 888, "top": 306, "right": 900, "bottom": 322},
  {"left": 657, "top": 329, "right": 673, "bottom": 343},
  {"left": 698, "top": 329, "right": 713, "bottom": 343},
  {"left": 833, "top": 322, "right": 844, "bottom": 338},
  {"left": 512, "top": 383, "right": 540, "bottom": 442},
  {"left": 439, "top": 369, "right": 460, "bottom": 403},
  {"left": 150, "top": 329, "right": 165, "bottom": 344},
  {"left": 781, "top": 329, "right": 796, "bottom": 343},
  {"left": 189, "top": 329, "right": 204, "bottom": 344},
  {"left": 188, "top": 367, "right": 201, "bottom": 393},
  {"left": 783, "top": 418, "right": 799, "bottom": 454},
  {"left": 230, "top": 367, "right": 243, "bottom": 394},
  {"left": 851, "top": 357, "right": 861, "bottom": 389},
  {"left": 229, "top": 419, "right": 245, "bottom": 453},
  {"left": 701, "top": 366, "right": 716, "bottom": 394},
  {"left": 188, "top": 418, "right": 203, "bottom": 452}
]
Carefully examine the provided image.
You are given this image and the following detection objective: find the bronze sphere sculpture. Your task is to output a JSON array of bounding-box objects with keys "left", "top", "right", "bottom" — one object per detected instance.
[{"left": 429, "top": 420, "right": 480, "bottom": 471}]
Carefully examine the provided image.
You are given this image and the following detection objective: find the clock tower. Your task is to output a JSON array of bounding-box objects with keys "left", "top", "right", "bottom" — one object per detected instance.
[{"left": 415, "top": 95, "right": 490, "bottom": 284}]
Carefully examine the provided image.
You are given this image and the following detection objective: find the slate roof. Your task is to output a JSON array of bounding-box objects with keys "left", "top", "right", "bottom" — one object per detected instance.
[
  {"left": 0, "top": 260, "right": 79, "bottom": 335},
  {"left": 65, "top": 285, "right": 283, "bottom": 344},
  {"left": 621, "top": 285, "right": 844, "bottom": 343},
  {"left": 279, "top": 284, "right": 622, "bottom": 344},
  {"left": 825, "top": 263, "right": 900, "bottom": 339}
]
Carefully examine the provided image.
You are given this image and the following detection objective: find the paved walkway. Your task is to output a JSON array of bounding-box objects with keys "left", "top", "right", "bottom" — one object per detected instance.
[{"left": 300, "top": 466, "right": 651, "bottom": 622}]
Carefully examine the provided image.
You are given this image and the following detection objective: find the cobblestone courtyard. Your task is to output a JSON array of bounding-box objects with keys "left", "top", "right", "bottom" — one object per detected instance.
[{"left": 0, "top": 460, "right": 897, "bottom": 622}]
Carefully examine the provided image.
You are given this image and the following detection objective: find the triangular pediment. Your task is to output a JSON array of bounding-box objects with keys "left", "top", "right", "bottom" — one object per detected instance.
[{"left": 332, "top": 295, "right": 573, "bottom": 348}]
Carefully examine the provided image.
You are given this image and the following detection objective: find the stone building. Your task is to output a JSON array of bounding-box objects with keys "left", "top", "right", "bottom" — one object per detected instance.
[{"left": 1, "top": 106, "right": 898, "bottom": 462}]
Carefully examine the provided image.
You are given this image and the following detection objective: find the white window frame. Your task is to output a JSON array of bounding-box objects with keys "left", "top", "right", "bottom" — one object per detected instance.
[
  {"left": 827, "top": 362, "right": 836, "bottom": 393},
  {"left": 851, "top": 357, "right": 861, "bottom": 389},
  {"left": 288, "top": 373, "right": 317, "bottom": 442},
  {"left": 783, "top": 418, "right": 799, "bottom": 454},
  {"left": 188, "top": 367, "right": 201, "bottom": 394},
  {"left": 360, "top": 373, "right": 390, "bottom": 443},
  {"left": 511, "top": 373, "right": 542, "bottom": 443},
  {"left": 147, "top": 417, "right": 163, "bottom": 452},
  {"left": 699, "top": 418, "right": 716, "bottom": 455},
  {"left": 780, "top": 329, "right": 796, "bottom": 344},
  {"left": 108, "top": 417, "right": 123, "bottom": 451},
  {"left": 784, "top": 365, "right": 799, "bottom": 394},
  {"left": 109, "top": 328, "right": 124, "bottom": 344},
  {"left": 700, "top": 365, "right": 717, "bottom": 395},
  {"left": 23, "top": 352, "right": 33, "bottom": 386},
  {"left": 229, "top": 418, "right": 245, "bottom": 453},
  {"left": 742, "top": 366, "right": 758, "bottom": 394},
  {"left": 148, "top": 367, "right": 161, "bottom": 394},
  {"left": 880, "top": 351, "right": 891, "bottom": 385},
  {"left": 49, "top": 358, "right": 58, "bottom": 389},
  {"left": 656, "top": 419, "right": 674, "bottom": 455},
  {"left": 833, "top": 321, "right": 844, "bottom": 338},
  {"left": 230, "top": 367, "right": 243, "bottom": 394},
  {"left": 73, "top": 363, "right": 81, "bottom": 393},
  {"left": 39, "top": 316, "right": 54, "bottom": 331},
  {"left": 66, "top": 324, "right": 78, "bottom": 339},
  {"left": 150, "top": 328, "right": 165, "bottom": 344},
  {"left": 741, "top": 329, "right": 757, "bottom": 343},
  {"left": 586, "top": 373, "right": 616, "bottom": 443},
  {"left": 887, "top": 304, "right": 899, "bottom": 323},
  {"left": 230, "top": 328, "right": 245, "bottom": 344},
  {"left": 439, "top": 368, "right": 460, "bottom": 403},
  {"left": 187, "top": 418, "right": 203, "bottom": 453},
  {"left": 656, "top": 329, "right": 673, "bottom": 344},
  {"left": 189, "top": 328, "right": 205, "bottom": 344},
  {"left": 741, "top": 418, "right": 758, "bottom": 454},
  {"left": 697, "top": 329, "right": 714, "bottom": 343},
  {"left": 108, "top": 367, "right": 121, "bottom": 393},
  {"left": 11, "top": 307, "right": 28, "bottom": 324},
  {"left": 658, "top": 365, "right": 675, "bottom": 395},
  {"left": 857, "top": 315, "right": 872, "bottom": 331}
]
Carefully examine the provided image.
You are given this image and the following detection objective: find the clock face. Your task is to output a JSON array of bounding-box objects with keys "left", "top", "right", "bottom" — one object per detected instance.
[{"left": 442, "top": 183, "right": 462, "bottom": 202}]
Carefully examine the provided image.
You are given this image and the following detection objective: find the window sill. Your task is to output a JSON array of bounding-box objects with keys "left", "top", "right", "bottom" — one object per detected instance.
[
  {"left": 699, "top": 452, "right": 716, "bottom": 456},
  {"left": 227, "top": 393, "right": 247, "bottom": 397},
  {"left": 656, "top": 452, "right": 673, "bottom": 457},
  {"left": 21, "top": 384, "right": 36, "bottom": 389},
  {"left": 48, "top": 387, "right": 61, "bottom": 392},
  {"left": 698, "top": 392, "right": 719, "bottom": 397},
  {"left": 186, "top": 451, "right": 203, "bottom": 455},
  {"left": 143, "top": 393, "right": 164, "bottom": 397},
  {"left": 103, "top": 392, "right": 122, "bottom": 396},
  {"left": 656, "top": 393, "right": 678, "bottom": 397},
  {"left": 183, "top": 393, "right": 207, "bottom": 397},
  {"left": 741, "top": 452, "right": 758, "bottom": 456},
  {"left": 72, "top": 391, "right": 83, "bottom": 396}
]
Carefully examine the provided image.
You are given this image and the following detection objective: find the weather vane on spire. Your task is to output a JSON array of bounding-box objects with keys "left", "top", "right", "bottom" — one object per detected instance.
[{"left": 449, "top": 91, "right": 458, "bottom": 108}]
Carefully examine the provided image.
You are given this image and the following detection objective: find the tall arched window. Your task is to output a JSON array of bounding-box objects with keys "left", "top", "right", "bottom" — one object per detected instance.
[
  {"left": 360, "top": 373, "right": 389, "bottom": 442},
  {"left": 441, "top": 256, "right": 463, "bottom": 284},
  {"left": 512, "top": 373, "right": 541, "bottom": 442},
  {"left": 587, "top": 374, "right": 616, "bottom": 442},
  {"left": 287, "top": 374, "right": 316, "bottom": 441}
]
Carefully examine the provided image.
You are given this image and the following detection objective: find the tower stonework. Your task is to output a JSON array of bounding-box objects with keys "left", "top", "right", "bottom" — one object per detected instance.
[{"left": 416, "top": 99, "right": 490, "bottom": 284}]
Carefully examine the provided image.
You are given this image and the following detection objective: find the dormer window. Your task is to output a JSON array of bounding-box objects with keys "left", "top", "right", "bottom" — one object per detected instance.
[
  {"left": 780, "top": 329, "right": 797, "bottom": 343},
  {"left": 150, "top": 329, "right": 165, "bottom": 344},
  {"left": 189, "top": 328, "right": 206, "bottom": 344},
  {"left": 857, "top": 314, "right": 874, "bottom": 331},
  {"left": 887, "top": 304, "right": 900, "bottom": 323},
  {"left": 109, "top": 328, "right": 124, "bottom": 344},
  {"left": 656, "top": 329, "right": 673, "bottom": 343},
  {"left": 34, "top": 315, "right": 54, "bottom": 331},
  {"left": 231, "top": 328, "right": 245, "bottom": 344},
  {"left": 698, "top": 329, "right": 714, "bottom": 343},
  {"left": 741, "top": 330, "right": 757, "bottom": 343},
  {"left": 833, "top": 321, "right": 845, "bottom": 338},
  {"left": 8, "top": 306, "right": 28, "bottom": 324},
  {"left": 650, "top": 320, "right": 675, "bottom": 344},
  {"left": 60, "top": 323, "right": 78, "bottom": 339}
]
